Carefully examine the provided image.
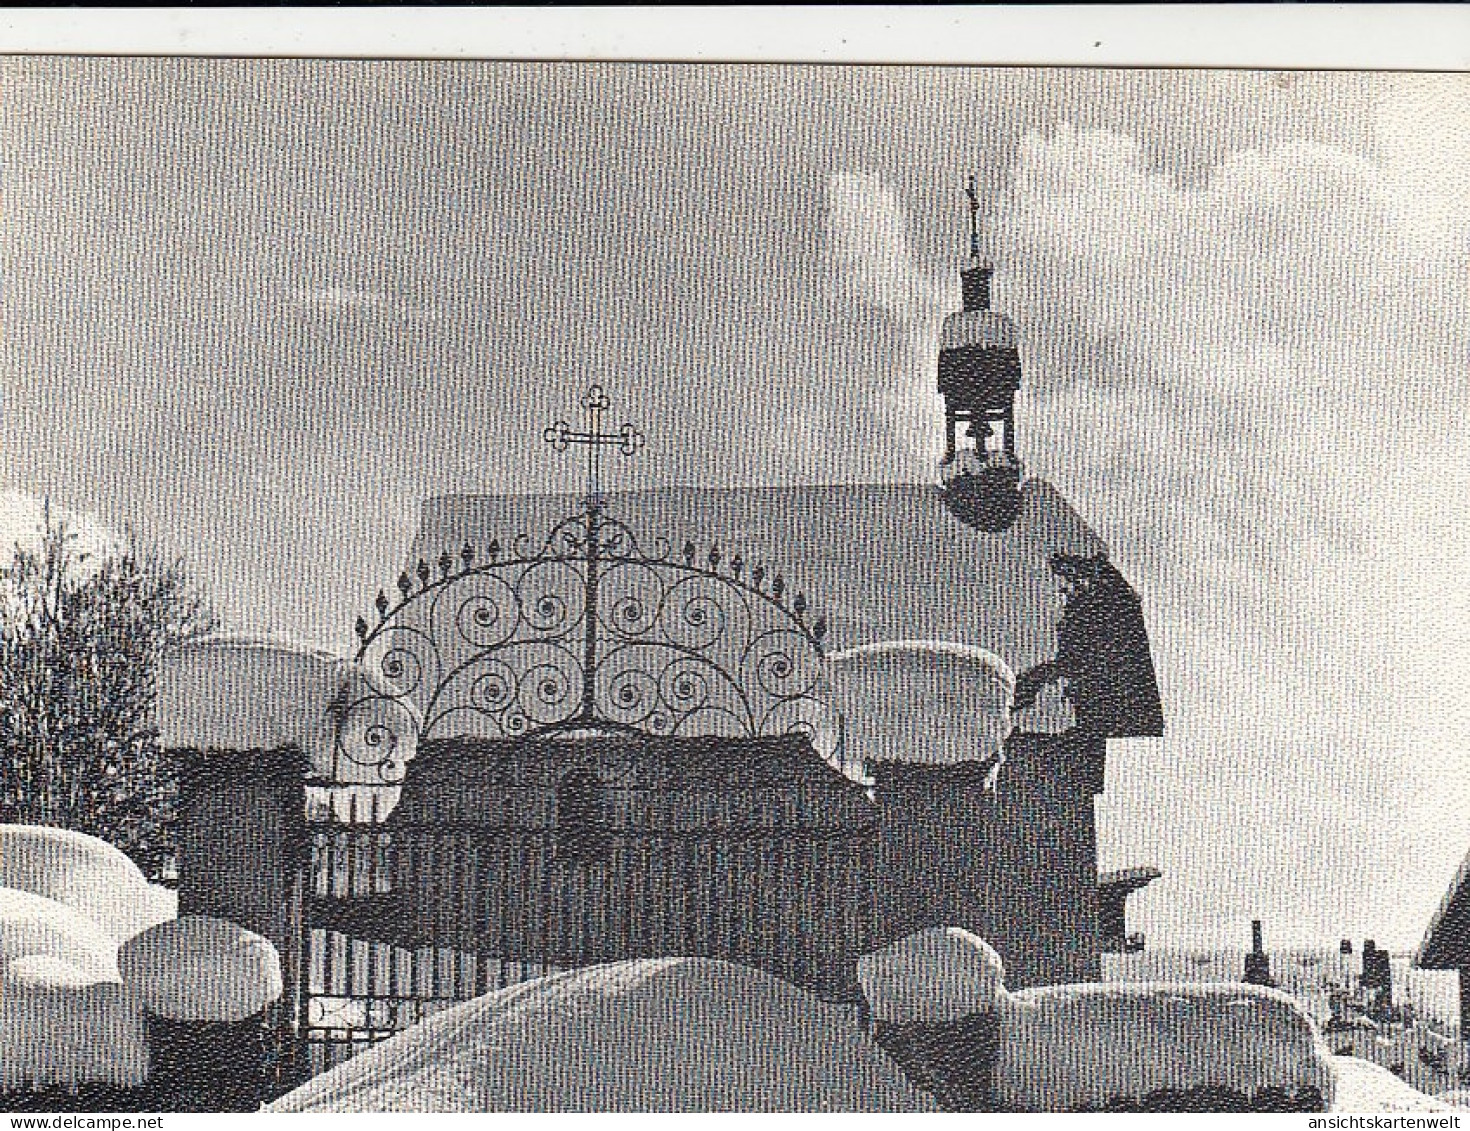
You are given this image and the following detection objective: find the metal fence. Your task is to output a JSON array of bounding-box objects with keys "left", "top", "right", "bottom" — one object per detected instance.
[{"left": 296, "top": 788, "right": 562, "bottom": 1079}]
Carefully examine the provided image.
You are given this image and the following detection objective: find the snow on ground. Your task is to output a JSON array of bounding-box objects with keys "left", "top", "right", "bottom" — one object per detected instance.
[
  {"left": 1333, "top": 1056, "right": 1450, "bottom": 1112},
  {"left": 859, "top": 927, "right": 1006, "bottom": 1025},
  {"left": 994, "top": 981, "right": 1336, "bottom": 1112},
  {"left": 0, "top": 886, "right": 121, "bottom": 983},
  {"left": 826, "top": 641, "right": 1014, "bottom": 767},
  {"left": 0, "top": 964, "right": 147, "bottom": 1090},
  {"left": 268, "top": 957, "right": 936, "bottom": 1113},
  {"left": 119, "top": 916, "right": 283, "bottom": 1023},
  {"left": 0, "top": 825, "right": 174, "bottom": 943}
]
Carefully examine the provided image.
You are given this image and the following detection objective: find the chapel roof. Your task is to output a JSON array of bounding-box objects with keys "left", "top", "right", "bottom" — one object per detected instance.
[
  {"left": 1416, "top": 846, "right": 1470, "bottom": 969},
  {"left": 409, "top": 479, "right": 1164, "bottom": 740}
]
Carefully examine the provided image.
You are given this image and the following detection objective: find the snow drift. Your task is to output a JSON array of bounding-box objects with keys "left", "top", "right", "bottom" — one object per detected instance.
[
  {"left": 119, "top": 916, "right": 283, "bottom": 1023},
  {"left": 1333, "top": 1056, "right": 1450, "bottom": 1112},
  {"left": 858, "top": 927, "right": 1006, "bottom": 1025},
  {"left": 0, "top": 886, "right": 121, "bottom": 984},
  {"left": 826, "top": 641, "right": 1014, "bottom": 768},
  {"left": 0, "top": 824, "right": 175, "bottom": 943},
  {"left": 268, "top": 957, "right": 936, "bottom": 1113},
  {"left": 994, "top": 981, "right": 1335, "bottom": 1111}
]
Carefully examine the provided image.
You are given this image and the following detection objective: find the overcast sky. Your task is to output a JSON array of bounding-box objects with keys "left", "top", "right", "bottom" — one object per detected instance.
[{"left": 2, "top": 60, "right": 1468, "bottom": 950}]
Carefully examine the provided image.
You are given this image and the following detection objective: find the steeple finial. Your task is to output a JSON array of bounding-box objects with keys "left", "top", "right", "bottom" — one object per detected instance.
[{"left": 965, "top": 175, "right": 981, "bottom": 260}]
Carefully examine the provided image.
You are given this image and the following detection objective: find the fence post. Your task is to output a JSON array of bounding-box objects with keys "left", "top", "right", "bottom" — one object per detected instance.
[{"left": 173, "top": 744, "right": 307, "bottom": 1090}]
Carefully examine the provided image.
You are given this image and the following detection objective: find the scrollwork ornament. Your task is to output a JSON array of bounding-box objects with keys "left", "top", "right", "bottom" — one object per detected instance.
[{"left": 343, "top": 498, "right": 836, "bottom": 770}]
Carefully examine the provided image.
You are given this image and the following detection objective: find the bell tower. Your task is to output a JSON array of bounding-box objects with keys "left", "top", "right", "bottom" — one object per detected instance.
[{"left": 938, "top": 177, "right": 1023, "bottom": 532}]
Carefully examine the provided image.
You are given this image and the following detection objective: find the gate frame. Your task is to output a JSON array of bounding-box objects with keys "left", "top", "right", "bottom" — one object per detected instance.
[{"left": 283, "top": 498, "right": 861, "bottom": 1082}]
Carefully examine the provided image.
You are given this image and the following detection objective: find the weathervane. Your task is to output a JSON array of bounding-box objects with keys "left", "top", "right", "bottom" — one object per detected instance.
[
  {"left": 543, "top": 383, "right": 645, "bottom": 512},
  {"left": 965, "top": 174, "right": 981, "bottom": 260}
]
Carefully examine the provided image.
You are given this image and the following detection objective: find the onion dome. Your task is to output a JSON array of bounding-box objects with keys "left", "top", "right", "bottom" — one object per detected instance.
[{"left": 938, "top": 179, "right": 1024, "bottom": 533}]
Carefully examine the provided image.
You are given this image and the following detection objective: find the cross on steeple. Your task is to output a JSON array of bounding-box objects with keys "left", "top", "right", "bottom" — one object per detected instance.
[
  {"left": 543, "top": 383, "right": 645, "bottom": 508},
  {"left": 965, "top": 174, "right": 981, "bottom": 260}
]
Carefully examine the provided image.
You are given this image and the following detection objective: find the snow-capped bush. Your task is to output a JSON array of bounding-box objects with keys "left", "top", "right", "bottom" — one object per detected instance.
[
  {"left": 0, "top": 886, "right": 120, "bottom": 984},
  {"left": 119, "top": 916, "right": 282, "bottom": 1024},
  {"left": 269, "top": 957, "right": 936, "bottom": 1113},
  {"left": 994, "top": 981, "right": 1335, "bottom": 1111},
  {"left": 0, "top": 824, "right": 174, "bottom": 943},
  {"left": 0, "top": 970, "right": 146, "bottom": 1090},
  {"left": 858, "top": 927, "right": 1006, "bottom": 1025}
]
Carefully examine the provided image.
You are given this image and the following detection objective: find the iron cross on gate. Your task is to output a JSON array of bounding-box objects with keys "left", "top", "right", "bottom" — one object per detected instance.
[
  {"left": 542, "top": 383, "right": 646, "bottom": 512},
  {"left": 543, "top": 383, "right": 645, "bottom": 722}
]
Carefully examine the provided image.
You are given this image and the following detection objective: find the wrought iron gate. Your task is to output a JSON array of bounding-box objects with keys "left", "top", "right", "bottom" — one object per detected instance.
[{"left": 291, "top": 492, "right": 870, "bottom": 1076}]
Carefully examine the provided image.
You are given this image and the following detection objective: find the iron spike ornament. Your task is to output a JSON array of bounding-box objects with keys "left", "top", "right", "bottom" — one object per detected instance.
[{"left": 333, "top": 383, "right": 835, "bottom": 782}]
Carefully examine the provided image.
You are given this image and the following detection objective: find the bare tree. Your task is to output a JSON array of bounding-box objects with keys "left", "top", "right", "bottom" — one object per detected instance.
[{"left": 0, "top": 503, "right": 215, "bottom": 878}]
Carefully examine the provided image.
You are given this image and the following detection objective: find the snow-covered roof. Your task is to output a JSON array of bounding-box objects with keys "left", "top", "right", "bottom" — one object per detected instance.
[
  {"left": 415, "top": 482, "right": 1106, "bottom": 687},
  {"left": 410, "top": 482, "right": 1162, "bottom": 742},
  {"left": 939, "top": 308, "right": 1018, "bottom": 351},
  {"left": 268, "top": 957, "right": 936, "bottom": 1113}
]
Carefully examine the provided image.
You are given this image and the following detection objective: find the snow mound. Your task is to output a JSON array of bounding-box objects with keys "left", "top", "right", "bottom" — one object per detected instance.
[
  {"left": 268, "top": 957, "right": 937, "bottom": 1113},
  {"left": 119, "top": 916, "right": 283, "bottom": 1023},
  {"left": 859, "top": 927, "right": 1006, "bottom": 1025},
  {"left": 827, "top": 641, "right": 1014, "bottom": 767},
  {"left": 0, "top": 824, "right": 174, "bottom": 943},
  {"left": 1332, "top": 1057, "right": 1448, "bottom": 1112},
  {"left": 994, "top": 982, "right": 1335, "bottom": 1112},
  {"left": 0, "top": 886, "right": 120, "bottom": 984},
  {"left": 6, "top": 954, "right": 99, "bottom": 989},
  {"left": 159, "top": 638, "right": 419, "bottom": 783},
  {"left": 0, "top": 974, "right": 146, "bottom": 1090}
]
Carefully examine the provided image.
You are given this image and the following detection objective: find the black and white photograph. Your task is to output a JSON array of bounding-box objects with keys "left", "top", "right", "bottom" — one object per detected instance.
[{"left": 0, "top": 8, "right": 1468, "bottom": 1116}]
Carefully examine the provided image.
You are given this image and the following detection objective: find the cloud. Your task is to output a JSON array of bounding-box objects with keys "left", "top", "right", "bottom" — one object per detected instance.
[
  {"left": 292, "top": 287, "right": 439, "bottom": 324},
  {"left": 0, "top": 492, "right": 117, "bottom": 570},
  {"left": 822, "top": 172, "right": 955, "bottom": 474},
  {"left": 987, "top": 121, "right": 1470, "bottom": 946}
]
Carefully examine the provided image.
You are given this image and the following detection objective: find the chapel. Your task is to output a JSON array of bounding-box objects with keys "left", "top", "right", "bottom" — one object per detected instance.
[
  {"left": 359, "top": 223, "right": 1164, "bottom": 991},
  {"left": 159, "top": 204, "right": 1166, "bottom": 1078}
]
